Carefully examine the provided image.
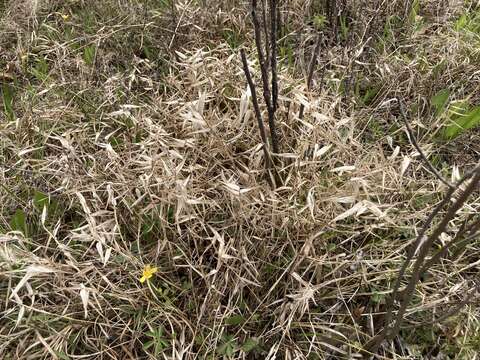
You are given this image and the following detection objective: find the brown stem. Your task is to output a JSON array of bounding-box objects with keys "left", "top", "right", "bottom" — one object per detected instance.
[
  {"left": 240, "top": 50, "right": 270, "bottom": 159},
  {"left": 369, "top": 163, "right": 480, "bottom": 355},
  {"left": 299, "top": 34, "right": 323, "bottom": 120},
  {"left": 388, "top": 168, "right": 480, "bottom": 342},
  {"left": 261, "top": 0, "right": 270, "bottom": 68},
  {"left": 251, "top": 0, "right": 280, "bottom": 155},
  {"left": 240, "top": 49, "right": 278, "bottom": 188},
  {"left": 397, "top": 98, "right": 453, "bottom": 189},
  {"left": 270, "top": 0, "right": 279, "bottom": 113}
]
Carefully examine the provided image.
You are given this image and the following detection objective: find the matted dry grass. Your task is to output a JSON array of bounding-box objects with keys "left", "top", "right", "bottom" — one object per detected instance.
[{"left": 1, "top": 0, "right": 479, "bottom": 359}]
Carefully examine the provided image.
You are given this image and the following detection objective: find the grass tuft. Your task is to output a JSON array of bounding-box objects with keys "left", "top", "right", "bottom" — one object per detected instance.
[{"left": 0, "top": 0, "right": 479, "bottom": 359}]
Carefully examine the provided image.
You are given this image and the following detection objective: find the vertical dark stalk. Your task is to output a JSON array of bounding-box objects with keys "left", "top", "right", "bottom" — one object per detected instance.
[
  {"left": 240, "top": 49, "right": 275, "bottom": 187},
  {"left": 251, "top": 0, "right": 280, "bottom": 155},
  {"left": 387, "top": 169, "right": 480, "bottom": 341},
  {"left": 240, "top": 49, "right": 270, "bottom": 150},
  {"left": 325, "top": 0, "right": 331, "bottom": 22},
  {"left": 270, "top": 0, "right": 279, "bottom": 113},
  {"left": 366, "top": 166, "right": 480, "bottom": 357},
  {"left": 398, "top": 99, "right": 453, "bottom": 189},
  {"left": 330, "top": 0, "right": 338, "bottom": 43},
  {"left": 261, "top": 0, "right": 270, "bottom": 68},
  {"left": 419, "top": 218, "right": 480, "bottom": 274},
  {"left": 240, "top": 0, "right": 283, "bottom": 188},
  {"left": 251, "top": 0, "right": 272, "bottom": 118},
  {"left": 299, "top": 34, "right": 323, "bottom": 120}
]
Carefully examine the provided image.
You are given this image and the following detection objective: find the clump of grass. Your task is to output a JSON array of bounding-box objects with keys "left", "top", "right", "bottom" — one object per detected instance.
[{"left": 0, "top": 0, "right": 479, "bottom": 359}]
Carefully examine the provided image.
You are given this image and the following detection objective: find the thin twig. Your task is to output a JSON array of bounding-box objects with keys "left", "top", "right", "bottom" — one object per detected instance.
[
  {"left": 403, "top": 282, "right": 480, "bottom": 328},
  {"left": 383, "top": 183, "right": 457, "bottom": 332},
  {"left": 240, "top": 50, "right": 271, "bottom": 163},
  {"left": 387, "top": 167, "right": 480, "bottom": 342},
  {"left": 240, "top": 49, "right": 276, "bottom": 188},
  {"left": 368, "top": 163, "right": 480, "bottom": 355},
  {"left": 261, "top": 0, "right": 270, "bottom": 67},
  {"left": 270, "top": 0, "right": 279, "bottom": 113},
  {"left": 397, "top": 98, "right": 453, "bottom": 189},
  {"left": 299, "top": 34, "right": 323, "bottom": 120},
  {"left": 251, "top": 0, "right": 272, "bottom": 113},
  {"left": 420, "top": 225, "right": 480, "bottom": 274},
  {"left": 251, "top": 0, "right": 280, "bottom": 154}
]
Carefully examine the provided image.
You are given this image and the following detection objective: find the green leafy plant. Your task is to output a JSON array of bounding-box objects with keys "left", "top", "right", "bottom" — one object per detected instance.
[
  {"left": 455, "top": 13, "right": 469, "bottom": 31},
  {"left": 33, "top": 190, "right": 60, "bottom": 222},
  {"left": 157, "top": 0, "right": 173, "bottom": 9},
  {"left": 313, "top": 14, "right": 327, "bottom": 30},
  {"left": 371, "top": 290, "right": 386, "bottom": 304},
  {"left": 83, "top": 44, "right": 96, "bottom": 66},
  {"left": 10, "top": 209, "right": 28, "bottom": 236},
  {"left": 455, "top": 8, "right": 480, "bottom": 34},
  {"left": 222, "top": 29, "right": 243, "bottom": 49},
  {"left": 143, "top": 326, "right": 169, "bottom": 357},
  {"left": 431, "top": 88, "right": 450, "bottom": 116},
  {"left": 217, "top": 334, "right": 237, "bottom": 357},
  {"left": 33, "top": 191, "right": 50, "bottom": 210},
  {"left": 2, "top": 83, "right": 15, "bottom": 121},
  {"left": 442, "top": 105, "right": 480, "bottom": 139},
  {"left": 430, "top": 90, "right": 480, "bottom": 139},
  {"left": 409, "top": 0, "right": 421, "bottom": 25},
  {"left": 224, "top": 314, "right": 245, "bottom": 326},
  {"left": 339, "top": 15, "right": 349, "bottom": 40},
  {"left": 31, "top": 57, "right": 49, "bottom": 80},
  {"left": 241, "top": 337, "right": 261, "bottom": 353}
]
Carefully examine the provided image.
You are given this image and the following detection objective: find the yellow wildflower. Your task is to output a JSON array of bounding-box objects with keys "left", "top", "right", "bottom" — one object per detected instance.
[
  {"left": 61, "top": 14, "right": 70, "bottom": 21},
  {"left": 139, "top": 264, "right": 157, "bottom": 283}
]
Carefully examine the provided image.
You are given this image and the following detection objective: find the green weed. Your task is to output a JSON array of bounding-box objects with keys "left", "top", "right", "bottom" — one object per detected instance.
[
  {"left": 143, "top": 326, "right": 169, "bottom": 356},
  {"left": 2, "top": 83, "right": 15, "bottom": 121}
]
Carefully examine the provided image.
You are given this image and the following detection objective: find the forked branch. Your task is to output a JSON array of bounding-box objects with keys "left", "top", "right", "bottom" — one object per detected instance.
[{"left": 362, "top": 100, "right": 480, "bottom": 357}]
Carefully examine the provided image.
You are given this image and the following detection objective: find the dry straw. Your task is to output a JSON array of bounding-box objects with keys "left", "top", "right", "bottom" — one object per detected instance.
[{"left": 0, "top": 0, "right": 479, "bottom": 359}]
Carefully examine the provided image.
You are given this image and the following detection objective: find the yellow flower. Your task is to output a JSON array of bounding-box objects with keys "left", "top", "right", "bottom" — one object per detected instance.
[
  {"left": 61, "top": 14, "right": 70, "bottom": 21},
  {"left": 139, "top": 265, "right": 157, "bottom": 283}
]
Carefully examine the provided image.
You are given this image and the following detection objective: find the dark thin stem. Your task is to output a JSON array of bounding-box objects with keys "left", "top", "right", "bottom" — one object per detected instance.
[
  {"left": 270, "top": 0, "right": 279, "bottom": 113},
  {"left": 261, "top": 0, "right": 270, "bottom": 68},
  {"left": 397, "top": 98, "right": 453, "bottom": 189},
  {"left": 388, "top": 168, "right": 480, "bottom": 342},
  {"left": 403, "top": 283, "right": 479, "bottom": 329},
  {"left": 418, "top": 213, "right": 477, "bottom": 282},
  {"left": 308, "top": 36, "right": 324, "bottom": 84},
  {"left": 382, "top": 184, "right": 457, "bottom": 334},
  {"left": 420, "top": 225, "right": 480, "bottom": 274},
  {"left": 451, "top": 229, "right": 480, "bottom": 260},
  {"left": 372, "top": 163, "right": 480, "bottom": 355},
  {"left": 299, "top": 34, "right": 323, "bottom": 120},
  {"left": 240, "top": 49, "right": 271, "bottom": 168},
  {"left": 252, "top": 0, "right": 272, "bottom": 112},
  {"left": 251, "top": 0, "right": 279, "bottom": 154},
  {"left": 331, "top": 0, "right": 339, "bottom": 44}
]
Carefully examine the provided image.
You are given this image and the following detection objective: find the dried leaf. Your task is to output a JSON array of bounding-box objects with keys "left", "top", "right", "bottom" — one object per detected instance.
[
  {"left": 400, "top": 156, "right": 411, "bottom": 178},
  {"left": 80, "top": 284, "right": 90, "bottom": 319}
]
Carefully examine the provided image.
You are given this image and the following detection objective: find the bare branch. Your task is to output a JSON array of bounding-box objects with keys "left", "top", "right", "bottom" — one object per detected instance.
[
  {"left": 240, "top": 50, "right": 271, "bottom": 164},
  {"left": 251, "top": 0, "right": 280, "bottom": 154},
  {"left": 387, "top": 167, "right": 480, "bottom": 342},
  {"left": 397, "top": 98, "right": 453, "bottom": 189},
  {"left": 368, "top": 151, "right": 480, "bottom": 355},
  {"left": 299, "top": 34, "right": 323, "bottom": 120},
  {"left": 403, "top": 282, "right": 480, "bottom": 329},
  {"left": 261, "top": 0, "right": 270, "bottom": 67},
  {"left": 240, "top": 49, "right": 279, "bottom": 188},
  {"left": 270, "top": 0, "right": 279, "bottom": 113}
]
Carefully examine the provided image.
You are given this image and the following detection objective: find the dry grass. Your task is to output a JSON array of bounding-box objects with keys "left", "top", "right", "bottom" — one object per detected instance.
[{"left": 1, "top": 0, "right": 479, "bottom": 359}]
